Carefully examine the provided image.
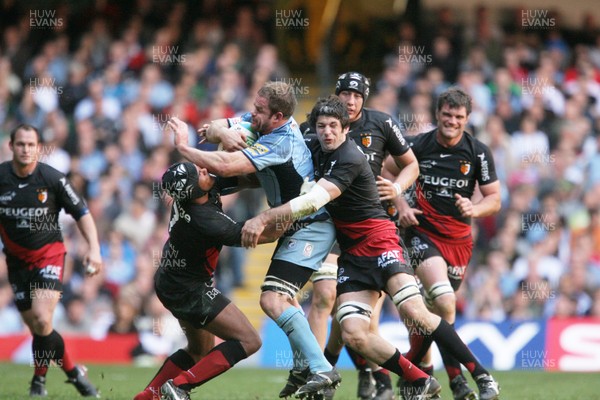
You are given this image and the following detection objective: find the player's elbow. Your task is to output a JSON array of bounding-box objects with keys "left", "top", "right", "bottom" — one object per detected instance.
[{"left": 490, "top": 194, "right": 501, "bottom": 214}]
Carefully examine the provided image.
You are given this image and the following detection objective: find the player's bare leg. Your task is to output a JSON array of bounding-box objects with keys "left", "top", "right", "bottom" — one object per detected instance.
[
  {"left": 260, "top": 262, "right": 338, "bottom": 399},
  {"left": 415, "top": 256, "right": 477, "bottom": 400},
  {"left": 308, "top": 270, "right": 337, "bottom": 349},
  {"left": 160, "top": 303, "right": 261, "bottom": 400},
  {"left": 22, "top": 289, "right": 99, "bottom": 397},
  {"left": 337, "top": 289, "right": 440, "bottom": 400},
  {"left": 387, "top": 272, "right": 499, "bottom": 400}
]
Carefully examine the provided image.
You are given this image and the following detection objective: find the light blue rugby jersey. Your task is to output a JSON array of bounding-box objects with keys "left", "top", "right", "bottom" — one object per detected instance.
[{"left": 229, "top": 113, "right": 326, "bottom": 219}]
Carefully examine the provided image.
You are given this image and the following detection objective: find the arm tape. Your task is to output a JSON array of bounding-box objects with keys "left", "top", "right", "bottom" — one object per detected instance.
[{"left": 289, "top": 184, "right": 331, "bottom": 219}]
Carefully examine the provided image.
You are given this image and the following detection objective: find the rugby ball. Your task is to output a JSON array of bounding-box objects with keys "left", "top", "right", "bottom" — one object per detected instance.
[{"left": 218, "top": 121, "right": 258, "bottom": 151}]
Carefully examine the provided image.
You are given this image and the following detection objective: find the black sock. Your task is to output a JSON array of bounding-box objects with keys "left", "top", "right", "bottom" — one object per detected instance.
[
  {"left": 372, "top": 369, "right": 391, "bottom": 387},
  {"left": 33, "top": 330, "right": 66, "bottom": 376},
  {"left": 431, "top": 320, "right": 487, "bottom": 378},
  {"left": 324, "top": 347, "right": 340, "bottom": 367},
  {"left": 438, "top": 323, "right": 464, "bottom": 382},
  {"left": 146, "top": 349, "right": 196, "bottom": 389},
  {"left": 346, "top": 346, "right": 368, "bottom": 371}
]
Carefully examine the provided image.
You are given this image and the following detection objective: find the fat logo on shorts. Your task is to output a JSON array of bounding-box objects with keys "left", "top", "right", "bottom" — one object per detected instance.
[
  {"left": 40, "top": 265, "right": 61, "bottom": 280},
  {"left": 447, "top": 265, "right": 466, "bottom": 280},
  {"left": 377, "top": 250, "right": 400, "bottom": 268}
]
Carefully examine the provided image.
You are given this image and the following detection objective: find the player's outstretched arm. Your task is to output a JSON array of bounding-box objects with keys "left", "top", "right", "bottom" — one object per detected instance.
[
  {"left": 241, "top": 179, "right": 341, "bottom": 248},
  {"left": 167, "top": 117, "right": 255, "bottom": 177},
  {"left": 75, "top": 213, "right": 103, "bottom": 276}
]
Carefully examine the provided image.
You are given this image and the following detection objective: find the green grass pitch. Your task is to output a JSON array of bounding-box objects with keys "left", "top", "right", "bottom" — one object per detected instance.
[{"left": 0, "top": 362, "right": 597, "bottom": 399}]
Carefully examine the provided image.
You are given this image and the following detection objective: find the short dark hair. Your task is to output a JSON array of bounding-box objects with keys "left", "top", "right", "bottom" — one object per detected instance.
[
  {"left": 257, "top": 81, "right": 297, "bottom": 118},
  {"left": 437, "top": 87, "right": 472, "bottom": 115},
  {"left": 308, "top": 95, "right": 350, "bottom": 130},
  {"left": 10, "top": 124, "right": 42, "bottom": 144}
]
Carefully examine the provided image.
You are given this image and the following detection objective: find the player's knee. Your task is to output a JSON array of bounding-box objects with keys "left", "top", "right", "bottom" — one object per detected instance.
[
  {"left": 242, "top": 330, "right": 262, "bottom": 356},
  {"left": 259, "top": 290, "right": 286, "bottom": 318},
  {"left": 392, "top": 282, "right": 423, "bottom": 319},
  {"left": 399, "top": 297, "right": 431, "bottom": 327},
  {"left": 311, "top": 283, "right": 336, "bottom": 311},
  {"left": 340, "top": 325, "right": 369, "bottom": 353},
  {"left": 336, "top": 301, "right": 371, "bottom": 352},
  {"left": 29, "top": 312, "right": 53, "bottom": 336},
  {"left": 432, "top": 295, "right": 456, "bottom": 320}
]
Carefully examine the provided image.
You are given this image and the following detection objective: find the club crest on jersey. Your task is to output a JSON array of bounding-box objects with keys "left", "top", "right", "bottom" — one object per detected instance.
[
  {"left": 303, "top": 242, "right": 314, "bottom": 257},
  {"left": 37, "top": 188, "right": 48, "bottom": 204},
  {"left": 459, "top": 161, "right": 471, "bottom": 175},
  {"left": 360, "top": 133, "right": 372, "bottom": 148}
]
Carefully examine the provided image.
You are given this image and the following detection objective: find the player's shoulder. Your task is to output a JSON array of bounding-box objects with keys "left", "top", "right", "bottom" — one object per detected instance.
[
  {"left": 362, "top": 108, "right": 400, "bottom": 129},
  {"left": 337, "top": 138, "right": 368, "bottom": 163},
  {"left": 408, "top": 128, "right": 436, "bottom": 145},
  {"left": 0, "top": 161, "right": 10, "bottom": 173},
  {"left": 362, "top": 108, "right": 392, "bottom": 122},
  {"left": 35, "top": 162, "right": 66, "bottom": 180},
  {"left": 467, "top": 132, "right": 492, "bottom": 151},
  {"left": 299, "top": 120, "right": 313, "bottom": 135},
  {"left": 460, "top": 131, "right": 492, "bottom": 155}
]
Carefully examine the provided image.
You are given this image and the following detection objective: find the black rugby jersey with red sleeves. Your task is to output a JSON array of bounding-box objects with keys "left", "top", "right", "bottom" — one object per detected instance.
[
  {"left": 0, "top": 162, "right": 89, "bottom": 266},
  {"left": 406, "top": 129, "right": 498, "bottom": 239},
  {"left": 157, "top": 184, "right": 243, "bottom": 285},
  {"left": 307, "top": 136, "right": 394, "bottom": 252}
]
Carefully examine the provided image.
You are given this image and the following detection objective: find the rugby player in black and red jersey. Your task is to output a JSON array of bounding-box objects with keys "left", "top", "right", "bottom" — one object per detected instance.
[
  {"left": 0, "top": 124, "right": 101, "bottom": 397},
  {"left": 301, "top": 72, "right": 418, "bottom": 400},
  {"left": 389, "top": 87, "right": 501, "bottom": 400},
  {"left": 242, "top": 96, "right": 500, "bottom": 400},
  {"left": 135, "top": 162, "right": 280, "bottom": 400}
]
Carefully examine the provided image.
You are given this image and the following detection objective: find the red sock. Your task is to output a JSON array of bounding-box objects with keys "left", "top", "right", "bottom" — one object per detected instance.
[
  {"left": 60, "top": 349, "right": 75, "bottom": 373},
  {"left": 381, "top": 350, "right": 429, "bottom": 383},
  {"left": 34, "top": 364, "right": 48, "bottom": 377},
  {"left": 135, "top": 349, "right": 195, "bottom": 399},
  {"left": 405, "top": 331, "right": 432, "bottom": 365},
  {"left": 172, "top": 350, "right": 230, "bottom": 389},
  {"left": 172, "top": 341, "right": 247, "bottom": 391}
]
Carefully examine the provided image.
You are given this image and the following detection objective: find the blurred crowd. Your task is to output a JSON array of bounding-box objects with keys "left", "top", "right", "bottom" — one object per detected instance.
[{"left": 0, "top": 0, "right": 599, "bottom": 362}]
